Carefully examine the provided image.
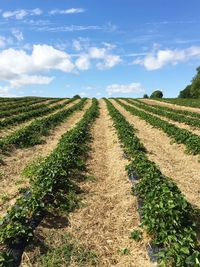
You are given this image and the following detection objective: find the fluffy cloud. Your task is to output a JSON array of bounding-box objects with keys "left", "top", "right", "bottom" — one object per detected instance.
[
  {"left": 0, "top": 44, "right": 74, "bottom": 92},
  {"left": 9, "top": 75, "right": 54, "bottom": 88},
  {"left": 106, "top": 82, "right": 144, "bottom": 96},
  {"left": 75, "top": 55, "right": 91, "bottom": 70},
  {"left": 50, "top": 8, "right": 85, "bottom": 15},
  {"left": 0, "top": 43, "right": 121, "bottom": 95},
  {"left": 11, "top": 29, "right": 24, "bottom": 41},
  {"left": 2, "top": 8, "right": 42, "bottom": 20},
  {"left": 133, "top": 45, "right": 200, "bottom": 70}
]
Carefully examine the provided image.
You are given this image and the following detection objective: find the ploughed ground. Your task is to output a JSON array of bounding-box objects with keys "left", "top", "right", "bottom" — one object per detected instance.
[
  {"left": 0, "top": 100, "right": 91, "bottom": 216},
  {"left": 112, "top": 99, "right": 200, "bottom": 210},
  {"left": 21, "top": 99, "right": 155, "bottom": 267}
]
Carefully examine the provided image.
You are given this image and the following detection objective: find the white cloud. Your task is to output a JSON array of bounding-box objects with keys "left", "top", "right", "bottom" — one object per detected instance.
[
  {"left": 50, "top": 8, "right": 85, "bottom": 15},
  {"left": 73, "top": 40, "right": 82, "bottom": 51},
  {"left": 75, "top": 55, "right": 90, "bottom": 70},
  {"left": 97, "top": 54, "right": 121, "bottom": 70},
  {"left": 106, "top": 82, "right": 144, "bottom": 96},
  {"left": 9, "top": 75, "right": 53, "bottom": 88},
  {"left": 88, "top": 46, "right": 122, "bottom": 70},
  {"left": 133, "top": 45, "right": 200, "bottom": 70},
  {"left": 0, "top": 44, "right": 75, "bottom": 93},
  {"left": 11, "top": 29, "right": 24, "bottom": 41},
  {"left": 2, "top": 8, "right": 42, "bottom": 20}
]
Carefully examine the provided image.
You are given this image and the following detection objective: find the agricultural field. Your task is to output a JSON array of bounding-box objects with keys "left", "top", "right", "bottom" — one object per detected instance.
[{"left": 0, "top": 97, "right": 200, "bottom": 267}]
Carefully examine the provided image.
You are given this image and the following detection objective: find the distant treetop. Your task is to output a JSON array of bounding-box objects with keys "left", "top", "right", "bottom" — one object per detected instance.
[
  {"left": 150, "top": 90, "right": 163, "bottom": 98},
  {"left": 73, "top": 94, "right": 81, "bottom": 99}
]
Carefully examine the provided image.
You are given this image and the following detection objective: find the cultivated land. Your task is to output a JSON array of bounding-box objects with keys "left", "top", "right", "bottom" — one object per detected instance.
[{"left": 0, "top": 97, "right": 200, "bottom": 267}]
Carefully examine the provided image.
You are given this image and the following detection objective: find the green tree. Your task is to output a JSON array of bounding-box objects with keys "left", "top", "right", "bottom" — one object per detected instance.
[
  {"left": 178, "top": 66, "right": 200, "bottom": 98},
  {"left": 178, "top": 85, "right": 192, "bottom": 98},
  {"left": 143, "top": 94, "right": 149, "bottom": 98},
  {"left": 190, "top": 66, "right": 200, "bottom": 98},
  {"left": 150, "top": 90, "right": 163, "bottom": 98},
  {"left": 73, "top": 95, "right": 81, "bottom": 99}
]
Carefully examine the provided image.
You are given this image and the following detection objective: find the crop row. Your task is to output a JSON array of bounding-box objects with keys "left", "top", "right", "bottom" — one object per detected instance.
[
  {"left": 105, "top": 99, "right": 199, "bottom": 267},
  {"left": 125, "top": 99, "right": 200, "bottom": 129},
  {"left": 115, "top": 99, "right": 200, "bottom": 155},
  {"left": 0, "top": 98, "right": 50, "bottom": 112},
  {"left": 0, "top": 97, "right": 48, "bottom": 104},
  {"left": 0, "top": 98, "right": 99, "bottom": 266},
  {"left": 156, "top": 98, "right": 200, "bottom": 109},
  {"left": 0, "top": 98, "right": 67, "bottom": 119},
  {"left": 0, "top": 98, "right": 87, "bottom": 151},
  {"left": 0, "top": 98, "right": 74, "bottom": 128},
  {"left": 138, "top": 99, "right": 200, "bottom": 119}
]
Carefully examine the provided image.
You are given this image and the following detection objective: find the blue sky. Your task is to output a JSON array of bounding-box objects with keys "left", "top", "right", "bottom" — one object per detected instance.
[{"left": 0, "top": 0, "right": 200, "bottom": 98}]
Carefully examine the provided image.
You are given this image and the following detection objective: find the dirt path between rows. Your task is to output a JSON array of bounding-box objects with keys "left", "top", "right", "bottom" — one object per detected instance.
[
  {"left": 62, "top": 99, "right": 154, "bottom": 267},
  {"left": 140, "top": 99, "right": 200, "bottom": 114},
  {"left": 0, "top": 98, "right": 70, "bottom": 138},
  {"left": 111, "top": 100, "right": 200, "bottom": 210},
  {"left": 126, "top": 100, "right": 200, "bottom": 136},
  {"left": 0, "top": 100, "right": 91, "bottom": 216}
]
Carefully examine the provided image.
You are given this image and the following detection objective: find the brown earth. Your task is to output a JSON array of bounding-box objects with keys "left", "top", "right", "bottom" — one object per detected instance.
[
  {"left": 0, "top": 99, "right": 91, "bottom": 216},
  {"left": 140, "top": 99, "right": 200, "bottom": 114},
  {"left": 111, "top": 99, "right": 200, "bottom": 210}
]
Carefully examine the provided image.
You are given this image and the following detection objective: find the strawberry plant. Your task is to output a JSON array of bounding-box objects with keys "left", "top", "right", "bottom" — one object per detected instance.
[
  {"left": 0, "top": 98, "right": 99, "bottom": 265},
  {"left": 105, "top": 99, "right": 200, "bottom": 266}
]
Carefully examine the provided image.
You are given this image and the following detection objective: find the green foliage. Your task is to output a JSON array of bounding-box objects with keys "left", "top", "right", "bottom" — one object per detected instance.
[
  {"left": 159, "top": 98, "right": 200, "bottom": 108},
  {"left": 0, "top": 98, "right": 73, "bottom": 128},
  {"left": 128, "top": 99, "right": 200, "bottom": 128},
  {"left": 38, "top": 234, "right": 98, "bottom": 266},
  {"left": 178, "top": 66, "right": 200, "bottom": 98},
  {"left": 105, "top": 99, "right": 200, "bottom": 266},
  {"left": 118, "top": 99, "right": 200, "bottom": 155},
  {"left": 150, "top": 90, "right": 163, "bottom": 99},
  {"left": 130, "top": 229, "right": 142, "bottom": 241},
  {"left": 143, "top": 94, "right": 149, "bottom": 98},
  {"left": 73, "top": 94, "right": 81, "bottom": 99},
  {"left": 179, "top": 85, "right": 192, "bottom": 98},
  {"left": 0, "top": 99, "right": 99, "bottom": 261},
  {"left": 0, "top": 98, "right": 86, "bottom": 150},
  {"left": 136, "top": 99, "right": 200, "bottom": 119}
]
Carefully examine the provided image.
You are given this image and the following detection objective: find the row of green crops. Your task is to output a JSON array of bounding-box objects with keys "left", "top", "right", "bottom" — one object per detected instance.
[
  {"left": 115, "top": 99, "right": 200, "bottom": 155},
  {"left": 0, "top": 98, "right": 99, "bottom": 265},
  {"left": 0, "top": 98, "right": 50, "bottom": 112},
  {"left": 0, "top": 98, "right": 87, "bottom": 151},
  {"left": 0, "top": 98, "right": 66, "bottom": 119},
  {"left": 0, "top": 98, "right": 75, "bottom": 129},
  {"left": 137, "top": 99, "right": 200, "bottom": 119},
  {"left": 126, "top": 99, "right": 200, "bottom": 129},
  {"left": 105, "top": 99, "right": 200, "bottom": 267},
  {"left": 0, "top": 97, "right": 48, "bottom": 105},
  {"left": 155, "top": 98, "right": 200, "bottom": 109}
]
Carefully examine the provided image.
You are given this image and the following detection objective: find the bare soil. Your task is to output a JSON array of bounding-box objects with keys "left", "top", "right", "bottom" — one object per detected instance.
[
  {"left": 111, "top": 100, "right": 200, "bottom": 210},
  {"left": 0, "top": 100, "right": 91, "bottom": 216}
]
